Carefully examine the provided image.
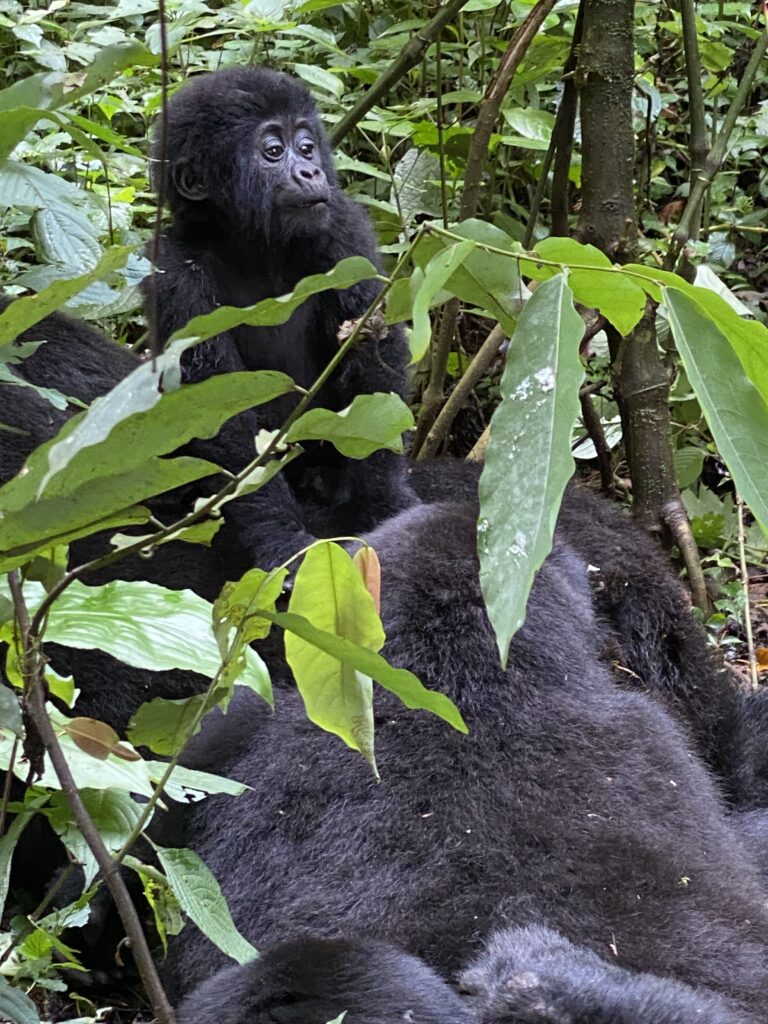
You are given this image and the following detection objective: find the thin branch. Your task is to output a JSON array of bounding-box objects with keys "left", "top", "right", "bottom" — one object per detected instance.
[
  {"left": 660, "top": 500, "right": 709, "bottom": 613},
  {"left": 146, "top": 0, "right": 169, "bottom": 363},
  {"left": 460, "top": 0, "right": 559, "bottom": 220},
  {"left": 418, "top": 323, "right": 505, "bottom": 459},
  {"left": 578, "top": 387, "right": 613, "bottom": 494},
  {"left": 329, "top": 0, "right": 472, "bottom": 146},
  {"left": 7, "top": 573, "right": 175, "bottom": 1024},
  {"left": 667, "top": 24, "right": 768, "bottom": 267},
  {"left": 737, "top": 497, "right": 759, "bottom": 690}
]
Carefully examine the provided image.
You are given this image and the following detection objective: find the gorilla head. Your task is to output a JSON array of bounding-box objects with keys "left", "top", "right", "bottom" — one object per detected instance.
[
  {"left": 156, "top": 68, "right": 336, "bottom": 241},
  {"left": 177, "top": 936, "right": 474, "bottom": 1024}
]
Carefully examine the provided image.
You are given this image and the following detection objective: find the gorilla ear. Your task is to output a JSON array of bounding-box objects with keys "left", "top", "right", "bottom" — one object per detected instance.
[{"left": 173, "top": 160, "right": 208, "bottom": 201}]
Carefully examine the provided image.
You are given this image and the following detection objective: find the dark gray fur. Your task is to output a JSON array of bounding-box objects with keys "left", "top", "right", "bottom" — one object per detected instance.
[
  {"left": 460, "top": 925, "right": 744, "bottom": 1022},
  {"left": 178, "top": 936, "right": 474, "bottom": 1024},
  {"left": 163, "top": 501, "right": 768, "bottom": 1020},
  {"left": 408, "top": 457, "right": 741, "bottom": 786}
]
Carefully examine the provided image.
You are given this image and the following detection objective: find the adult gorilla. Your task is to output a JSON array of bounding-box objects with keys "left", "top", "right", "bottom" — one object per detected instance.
[
  {"left": 145, "top": 67, "right": 415, "bottom": 571},
  {"left": 162, "top": 501, "right": 768, "bottom": 1021}
]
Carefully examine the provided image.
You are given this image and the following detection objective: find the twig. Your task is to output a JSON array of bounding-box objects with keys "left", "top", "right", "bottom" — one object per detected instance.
[
  {"left": 667, "top": 24, "right": 768, "bottom": 267},
  {"left": 146, "top": 0, "right": 169, "bottom": 363},
  {"left": 329, "top": 0, "right": 472, "bottom": 146},
  {"left": 7, "top": 572, "right": 175, "bottom": 1024},
  {"left": 578, "top": 386, "right": 613, "bottom": 494},
  {"left": 418, "top": 323, "right": 505, "bottom": 459},
  {"left": 737, "top": 497, "right": 759, "bottom": 690},
  {"left": 460, "top": 0, "right": 559, "bottom": 220},
  {"left": 467, "top": 423, "right": 490, "bottom": 462},
  {"left": 660, "top": 500, "right": 709, "bottom": 613}
]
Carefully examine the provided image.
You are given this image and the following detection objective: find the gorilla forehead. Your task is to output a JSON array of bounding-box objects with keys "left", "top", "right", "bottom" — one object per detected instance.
[{"left": 160, "top": 67, "right": 321, "bottom": 152}]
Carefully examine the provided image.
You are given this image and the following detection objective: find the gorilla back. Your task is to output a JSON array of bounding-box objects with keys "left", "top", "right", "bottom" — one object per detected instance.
[
  {"left": 166, "top": 502, "right": 768, "bottom": 1020},
  {"left": 145, "top": 68, "right": 414, "bottom": 569}
]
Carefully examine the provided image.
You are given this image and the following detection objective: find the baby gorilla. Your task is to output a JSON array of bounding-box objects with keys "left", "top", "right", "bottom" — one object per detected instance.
[
  {"left": 460, "top": 925, "right": 743, "bottom": 1023},
  {"left": 177, "top": 936, "right": 473, "bottom": 1024}
]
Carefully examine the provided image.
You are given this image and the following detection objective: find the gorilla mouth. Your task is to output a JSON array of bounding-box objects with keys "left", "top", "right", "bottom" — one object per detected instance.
[{"left": 293, "top": 197, "right": 328, "bottom": 209}]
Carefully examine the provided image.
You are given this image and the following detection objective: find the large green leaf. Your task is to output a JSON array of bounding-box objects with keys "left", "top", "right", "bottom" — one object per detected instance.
[
  {"left": 0, "top": 457, "right": 212, "bottom": 572},
  {"left": 39, "top": 369, "right": 293, "bottom": 495},
  {"left": 408, "top": 239, "right": 476, "bottom": 361},
  {"left": 169, "top": 256, "right": 378, "bottom": 344},
  {"left": 145, "top": 760, "right": 249, "bottom": 801},
  {"left": 156, "top": 847, "right": 258, "bottom": 964},
  {"left": 45, "top": 789, "right": 145, "bottom": 885},
  {"left": 478, "top": 273, "right": 585, "bottom": 666},
  {"left": 522, "top": 238, "right": 647, "bottom": 336},
  {"left": 0, "top": 976, "right": 39, "bottom": 1024},
  {"left": 284, "top": 543, "right": 383, "bottom": 767},
  {"left": 0, "top": 246, "right": 133, "bottom": 353},
  {"left": 664, "top": 287, "right": 768, "bottom": 534},
  {"left": 286, "top": 392, "right": 413, "bottom": 457},
  {"left": 270, "top": 609, "right": 467, "bottom": 734},
  {"left": 412, "top": 220, "right": 523, "bottom": 333},
  {"left": 0, "top": 578, "right": 272, "bottom": 701}
]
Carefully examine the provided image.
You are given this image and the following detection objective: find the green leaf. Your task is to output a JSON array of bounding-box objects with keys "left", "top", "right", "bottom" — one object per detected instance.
[
  {"left": 169, "top": 257, "right": 378, "bottom": 344},
  {"left": 0, "top": 246, "right": 133, "bottom": 353},
  {"left": 46, "top": 789, "right": 144, "bottom": 885},
  {"left": 0, "top": 107, "right": 56, "bottom": 159},
  {"left": 409, "top": 221, "right": 522, "bottom": 333},
  {"left": 39, "top": 369, "right": 294, "bottom": 496},
  {"left": 285, "top": 543, "right": 383, "bottom": 767},
  {"left": 145, "top": 761, "right": 249, "bottom": 801},
  {"left": 664, "top": 287, "right": 768, "bottom": 535},
  {"left": 1, "top": 578, "right": 272, "bottom": 702},
  {"left": 156, "top": 846, "right": 258, "bottom": 965},
  {"left": 0, "top": 976, "right": 39, "bottom": 1024},
  {"left": 525, "top": 237, "right": 646, "bottom": 335},
  {"left": 33, "top": 204, "right": 102, "bottom": 274},
  {"left": 0, "top": 458, "right": 210, "bottom": 573},
  {"left": 409, "top": 239, "right": 476, "bottom": 361},
  {"left": 65, "top": 42, "right": 159, "bottom": 104},
  {"left": 675, "top": 446, "right": 706, "bottom": 490},
  {"left": 287, "top": 392, "right": 413, "bottom": 457},
  {"left": 128, "top": 695, "right": 208, "bottom": 757},
  {"left": 291, "top": 63, "right": 344, "bottom": 98},
  {"left": 213, "top": 568, "right": 288, "bottom": 649},
  {"left": 0, "top": 71, "right": 65, "bottom": 113},
  {"left": 0, "top": 685, "right": 22, "bottom": 736},
  {"left": 478, "top": 273, "right": 585, "bottom": 665},
  {"left": 269, "top": 609, "right": 467, "bottom": 735},
  {"left": 0, "top": 796, "right": 48, "bottom": 920}
]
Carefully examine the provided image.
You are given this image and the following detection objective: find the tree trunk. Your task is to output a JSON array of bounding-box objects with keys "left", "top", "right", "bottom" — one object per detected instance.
[{"left": 576, "top": 0, "right": 707, "bottom": 608}]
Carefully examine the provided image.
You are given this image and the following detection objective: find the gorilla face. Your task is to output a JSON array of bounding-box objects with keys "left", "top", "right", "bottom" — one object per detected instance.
[{"left": 160, "top": 68, "right": 337, "bottom": 243}]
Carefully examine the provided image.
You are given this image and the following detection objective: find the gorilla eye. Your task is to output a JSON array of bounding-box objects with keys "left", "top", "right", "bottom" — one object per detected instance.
[
  {"left": 299, "top": 140, "right": 315, "bottom": 158},
  {"left": 264, "top": 142, "right": 285, "bottom": 160}
]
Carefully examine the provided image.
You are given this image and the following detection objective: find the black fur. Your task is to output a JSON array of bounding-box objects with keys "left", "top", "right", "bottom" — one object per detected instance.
[
  {"left": 162, "top": 501, "right": 768, "bottom": 1019},
  {"left": 178, "top": 936, "right": 473, "bottom": 1024},
  {"left": 409, "top": 457, "right": 741, "bottom": 785},
  {"left": 145, "top": 67, "right": 415, "bottom": 571},
  {"left": 460, "top": 925, "right": 743, "bottom": 1023}
]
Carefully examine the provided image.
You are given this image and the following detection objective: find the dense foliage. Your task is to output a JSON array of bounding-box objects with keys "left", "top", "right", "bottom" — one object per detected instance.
[{"left": 0, "top": 1, "right": 766, "bottom": 1020}]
